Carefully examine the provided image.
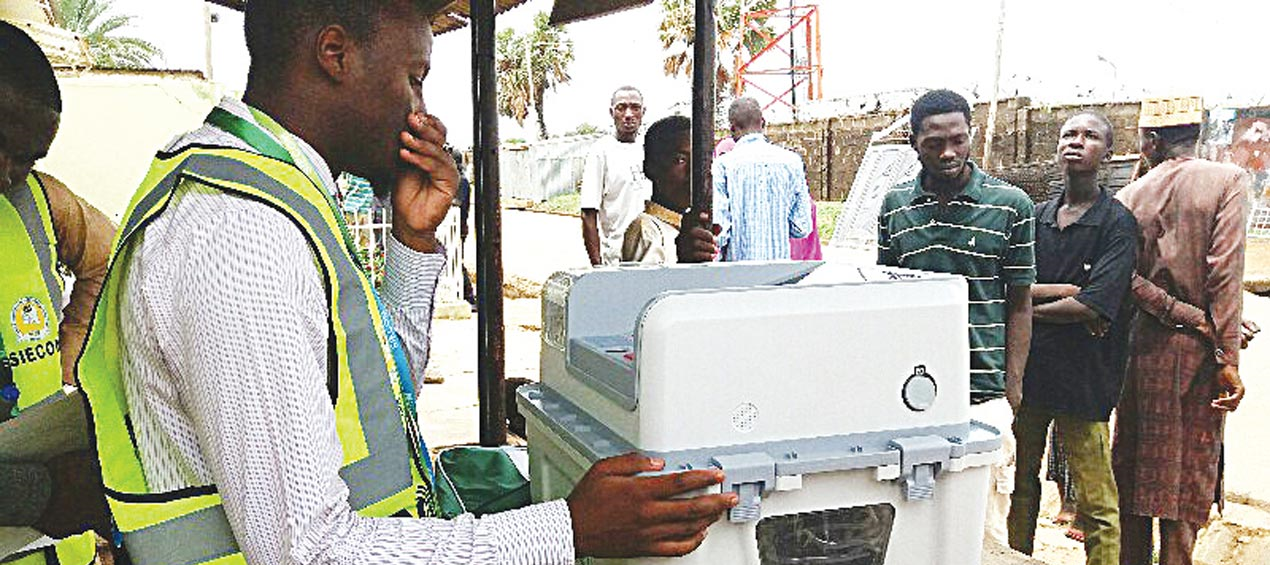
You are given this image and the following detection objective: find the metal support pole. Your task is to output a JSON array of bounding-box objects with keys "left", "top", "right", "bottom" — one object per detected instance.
[
  {"left": 787, "top": 0, "right": 796, "bottom": 119},
  {"left": 983, "top": 0, "right": 1006, "bottom": 168},
  {"left": 471, "top": 0, "right": 507, "bottom": 447},
  {"left": 691, "top": 0, "right": 716, "bottom": 213}
]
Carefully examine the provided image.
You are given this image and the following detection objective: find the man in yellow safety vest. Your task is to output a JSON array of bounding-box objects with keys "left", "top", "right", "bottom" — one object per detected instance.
[
  {"left": 0, "top": 20, "right": 112, "bottom": 565},
  {"left": 75, "top": 2, "right": 737, "bottom": 564}
]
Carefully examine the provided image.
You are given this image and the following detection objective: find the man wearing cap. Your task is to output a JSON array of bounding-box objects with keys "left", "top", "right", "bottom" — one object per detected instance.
[{"left": 1112, "top": 98, "right": 1249, "bottom": 565}]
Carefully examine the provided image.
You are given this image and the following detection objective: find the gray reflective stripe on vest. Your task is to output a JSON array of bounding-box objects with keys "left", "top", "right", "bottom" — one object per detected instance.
[
  {"left": 114, "top": 151, "right": 415, "bottom": 561},
  {"left": 123, "top": 506, "right": 237, "bottom": 565},
  {"left": 10, "top": 177, "right": 64, "bottom": 313},
  {"left": 120, "top": 161, "right": 192, "bottom": 245}
]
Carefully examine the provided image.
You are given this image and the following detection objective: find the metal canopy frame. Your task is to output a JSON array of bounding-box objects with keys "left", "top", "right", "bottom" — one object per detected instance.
[
  {"left": 466, "top": 0, "right": 716, "bottom": 445},
  {"left": 548, "top": 0, "right": 654, "bottom": 26}
]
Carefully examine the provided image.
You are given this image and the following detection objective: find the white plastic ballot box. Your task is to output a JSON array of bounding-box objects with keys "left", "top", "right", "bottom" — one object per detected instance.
[{"left": 517, "top": 261, "right": 1002, "bottom": 565}]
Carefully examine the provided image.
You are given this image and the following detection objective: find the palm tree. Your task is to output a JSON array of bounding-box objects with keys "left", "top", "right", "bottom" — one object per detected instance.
[
  {"left": 54, "top": 0, "right": 161, "bottom": 69},
  {"left": 658, "top": 0, "right": 774, "bottom": 98},
  {"left": 496, "top": 12, "right": 575, "bottom": 139},
  {"left": 495, "top": 28, "right": 531, "bottom": 131}
]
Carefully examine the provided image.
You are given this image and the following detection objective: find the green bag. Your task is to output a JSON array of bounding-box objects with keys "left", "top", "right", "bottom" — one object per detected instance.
[{"left": 434, "top": 445, "right": 533, "bottom": 518}]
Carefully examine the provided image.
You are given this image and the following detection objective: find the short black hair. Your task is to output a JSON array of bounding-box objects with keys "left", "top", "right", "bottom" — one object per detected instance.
[
  {"left": 245, "top": 0, "right": 440, "bottom": 78},
  {"left": 0, "top": 20, "right": 61, "bottom": 113},
  {"left": 643, "top": 115, "right": 691, "bottom": 180},
  {"left": 1069, "top": 110, "right": 1115, "bottom": 151},
  {"left": 611, "top": 85, "right": 643, "bottom": 106},
  {"left": 910, "top": 89, "right": 971, "bottom": 136},
  {"left": 1144, "top": 123, "right": 1201, "bottom": 148}
]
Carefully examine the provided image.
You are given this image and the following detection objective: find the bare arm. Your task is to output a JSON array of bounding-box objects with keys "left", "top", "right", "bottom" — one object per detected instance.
[
  {"left": 1033, "top": 297, "right": 1100, "bottom": 324},
  {"left": 1031, "top": 283, "right": 1080, "bottom": 304},
  {"left": 1004, "top": 285, "right": 1033, "bottom": 410},
  {"left": 40, "top": 172, "right": 116, "bottom": 385},
  {"left": 582, "top": 209, "right": 602, "bottom": 266}
]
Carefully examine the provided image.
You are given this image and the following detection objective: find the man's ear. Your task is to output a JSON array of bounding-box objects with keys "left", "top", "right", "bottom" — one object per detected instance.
[
  {"left": 1140, "top": 130, "right": 1159, "bottom": 157},
  {"left": 314, "top": 25, "right": 355, "bottom": 83}
]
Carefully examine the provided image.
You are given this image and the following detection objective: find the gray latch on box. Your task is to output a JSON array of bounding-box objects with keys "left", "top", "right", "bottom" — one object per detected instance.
[
  {"left": 711, "top": 452, "right": 777, "bottom": 523},
  {"left": 888, "top": 435, "right": 953, "bottom": 501}
]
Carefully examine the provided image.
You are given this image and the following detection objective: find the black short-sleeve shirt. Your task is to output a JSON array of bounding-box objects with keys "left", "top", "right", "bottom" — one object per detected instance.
[{"left": 1023, "top": 188, "right": 1138, "bottom": 421}]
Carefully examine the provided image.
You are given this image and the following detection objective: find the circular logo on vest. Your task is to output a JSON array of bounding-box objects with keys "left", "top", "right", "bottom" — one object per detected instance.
[{"left": 11, "top": 297, "right": 50, "bottom": 343}]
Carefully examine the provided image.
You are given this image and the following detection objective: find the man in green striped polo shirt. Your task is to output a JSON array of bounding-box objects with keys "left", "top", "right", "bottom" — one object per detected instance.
[{"left": 877, "top": 89, "right": 1035, "bottom": 545}]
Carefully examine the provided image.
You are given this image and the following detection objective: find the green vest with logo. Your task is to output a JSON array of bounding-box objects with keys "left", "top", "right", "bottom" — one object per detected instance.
[
  {"left": 76, "top": 146, "right": 430, "bottom": 565},
  {"left": 0, "top": 174, "right": 97, "bottom": 565}
]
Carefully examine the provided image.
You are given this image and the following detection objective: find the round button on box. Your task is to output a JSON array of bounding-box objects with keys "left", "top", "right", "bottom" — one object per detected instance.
[{"left": 902, "top": 366, "right": 937, "bottom": 411}]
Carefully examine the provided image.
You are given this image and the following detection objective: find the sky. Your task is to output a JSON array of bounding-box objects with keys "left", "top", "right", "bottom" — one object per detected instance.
[{"left": 111, "top": 0, "right": 1269, "bottom": 148}]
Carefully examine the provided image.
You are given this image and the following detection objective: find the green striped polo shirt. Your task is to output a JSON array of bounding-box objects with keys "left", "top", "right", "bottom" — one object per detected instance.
[{"left": 876, "top": 162, "right": 1036, "bottom": 401}]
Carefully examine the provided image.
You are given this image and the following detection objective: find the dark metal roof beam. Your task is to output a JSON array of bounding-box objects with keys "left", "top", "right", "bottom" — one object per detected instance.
[{"left": 548, "top": 0, "right": 652, "bottom": 26}]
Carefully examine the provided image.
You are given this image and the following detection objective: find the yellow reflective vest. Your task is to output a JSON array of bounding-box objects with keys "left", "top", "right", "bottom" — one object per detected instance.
[
  {"left": 2, "top": 533, "right": 97, "bottom": 565},
  {"left": 0, "top": 174, "right": 96, "bottom": 565},
  {"left": 77, "top": 147, "right": 429, "bottom": 565},
  {"left": 1, "top": 174, "right": 64, "bottom": 411}
]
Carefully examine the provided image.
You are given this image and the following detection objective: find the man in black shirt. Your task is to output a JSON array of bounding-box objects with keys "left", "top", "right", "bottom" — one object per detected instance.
[{"left": 1007, "top": 112, "right": 1138, "bottom": 565}]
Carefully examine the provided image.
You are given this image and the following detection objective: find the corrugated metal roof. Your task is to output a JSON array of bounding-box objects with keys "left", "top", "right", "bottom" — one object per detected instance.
[
  {"left": 203, "top": 0, "right": 532, "bottom": 35},
  {"left": 548, "top": 0, "right": 652, "bottom": 26}
]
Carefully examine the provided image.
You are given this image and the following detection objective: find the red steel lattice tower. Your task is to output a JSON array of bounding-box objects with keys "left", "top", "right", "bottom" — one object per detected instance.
[{"left": 733, "top": 4, "right": 823, "bottom": 115}]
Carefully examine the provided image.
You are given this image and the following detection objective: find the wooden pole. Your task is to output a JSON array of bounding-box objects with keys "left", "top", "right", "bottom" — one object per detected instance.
[
  {"left": 691, "top": 0, "right": 716, "bottom": 213},
  {"left": 471, "top": 0, "right": 507, "bottom": 447}
]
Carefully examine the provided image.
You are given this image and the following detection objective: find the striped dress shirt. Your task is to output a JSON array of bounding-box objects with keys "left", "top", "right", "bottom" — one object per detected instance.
[
  {"left": 712, "top": 133, "right": 812, "bottom": 261},
  {"left": 876, "top": 163, "right": 1036, "bottom": 400}
]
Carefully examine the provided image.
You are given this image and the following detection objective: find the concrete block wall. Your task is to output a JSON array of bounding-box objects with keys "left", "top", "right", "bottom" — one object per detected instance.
[
  {"left": 1020, "top": 102, "right": 1142, "bottom": 162},
  {"left": 758, "top": 99, "right": 1142, "bottom": 202},
  {"left": 764, "top": 121, "right": 831, "bottom": 200}
]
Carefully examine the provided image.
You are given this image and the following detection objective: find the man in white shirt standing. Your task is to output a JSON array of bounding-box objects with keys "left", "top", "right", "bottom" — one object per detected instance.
[
  {"left": 73, "top": 3, "right": 736, "bottom": 564},
  {"left": 581, "top": 86, "right": 652, "bottom": 265}
]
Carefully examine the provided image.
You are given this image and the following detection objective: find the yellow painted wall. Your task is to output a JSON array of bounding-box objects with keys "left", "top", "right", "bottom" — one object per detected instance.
[{"left": 40, "top": 70, "right": 226, "bottom": 219}]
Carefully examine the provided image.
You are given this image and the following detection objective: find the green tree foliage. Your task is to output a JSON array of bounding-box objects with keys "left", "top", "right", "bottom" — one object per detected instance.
[
  {"left": 569, "top": 122, "right": 600, "bottom": 136},
  {"left": 496, "top": 12, "right": 575, "bottom": 139},
  {"left": 54, "top": 0, "right": 161, "bottom": 69},
  {"left": 658, "top": 0, "right": 776, "bottom": 95}
]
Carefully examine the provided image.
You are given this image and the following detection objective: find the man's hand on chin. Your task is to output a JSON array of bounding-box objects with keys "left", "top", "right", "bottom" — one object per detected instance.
[{"left": 392, "top": 112, "right": 457, "bottom": 253}]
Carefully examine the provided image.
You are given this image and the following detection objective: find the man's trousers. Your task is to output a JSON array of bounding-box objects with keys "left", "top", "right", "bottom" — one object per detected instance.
[{"left": 1009, "top": 404, "right": 1120, "bottom": 565}]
